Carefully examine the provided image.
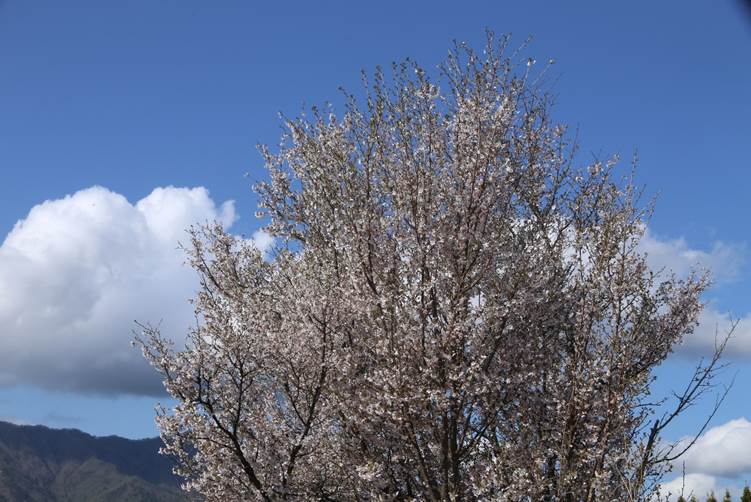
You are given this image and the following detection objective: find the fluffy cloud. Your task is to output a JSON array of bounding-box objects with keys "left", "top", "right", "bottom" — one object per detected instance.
[
  {"left": 680, "top": 308, "right": 751, "bottom": 358},
  {"left": 632, "top": 233, "right": 749, "bottom": 499},
  {"left": 675, "top": 418, "right": 751, "bottom": 478},
  {"left": 636, "top": 228, "right": 750, "bottom": 358},
  {"left": 659, "top": 418, "right": 751, "bottom": 500},
  {"left": 639, "top": 229, "right": 744, "bottom": 283},
  {"left": 659, "top": 473, "right": 730, "bottom": 501},
  {"left": 0, "top": 188, "right": 745, "bottom": 395},
  {"left": 0, "top": 186, "right": 270, "bottom": 396}
]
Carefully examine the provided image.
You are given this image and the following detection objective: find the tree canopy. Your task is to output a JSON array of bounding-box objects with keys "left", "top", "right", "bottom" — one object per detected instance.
[{"left": 139, "top": 35, "right": 722, "bottom": 502}]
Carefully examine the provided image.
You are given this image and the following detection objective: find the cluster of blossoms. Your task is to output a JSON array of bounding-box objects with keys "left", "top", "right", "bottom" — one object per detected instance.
[{"left": 139, "top": 36, "right": 714, "bottom": 501}]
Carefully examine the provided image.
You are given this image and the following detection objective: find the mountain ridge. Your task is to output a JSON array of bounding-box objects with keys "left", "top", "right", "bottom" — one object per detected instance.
[{"left": 0, "top": 420, "right": 191, "bottom": 502}]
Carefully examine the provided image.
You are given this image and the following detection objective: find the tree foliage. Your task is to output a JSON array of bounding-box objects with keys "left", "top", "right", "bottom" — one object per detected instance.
[
  {"left": 742, "top": 485, "right": 751, "bottom": 502},
  {"left": 139, "top": 35, "right": 722, "bottom": 501}
]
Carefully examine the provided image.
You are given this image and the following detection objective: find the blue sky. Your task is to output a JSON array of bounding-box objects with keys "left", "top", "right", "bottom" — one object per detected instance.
[{"left": 0, "top": 1, "right": 750, "bottom": 497}]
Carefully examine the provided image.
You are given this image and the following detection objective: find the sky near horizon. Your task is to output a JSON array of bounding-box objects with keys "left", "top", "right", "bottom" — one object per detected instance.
[{"left": 1, "top": 1, "right": 750, "bottom": 498}]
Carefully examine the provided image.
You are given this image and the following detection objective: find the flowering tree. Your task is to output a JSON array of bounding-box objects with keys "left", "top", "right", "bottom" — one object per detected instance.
[{"left": 138, "top": 35, "right": 726, "bottom": 501}]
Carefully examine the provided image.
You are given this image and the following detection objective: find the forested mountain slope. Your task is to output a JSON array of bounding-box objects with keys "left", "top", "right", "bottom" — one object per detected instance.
[{"left": 0, "top": 420, "right": 190, "bottom": 502}]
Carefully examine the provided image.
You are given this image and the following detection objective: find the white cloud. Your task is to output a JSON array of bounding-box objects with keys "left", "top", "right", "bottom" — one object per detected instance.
[
  {"left": 635, "top": 233, "right": 751, "bottom": 500},
  {"left": 657, "top": 418, "right": 751, "bottom": 500},
  {"left": 679, "top": 308, "right": 751, "bottom": 358},
  {"left": 0, "top": 186, "right": 270, "bottom": 396},
  {"left": 639, "top": 228, "right": 744, "bottom": 283},
  {"left": 659, "top": 473, "right": 728, "bottom": 501},
  {"left": 0, "top": 189, "right": 743, "bottom": 395},
  {"left": 249, "top": 229, "right": 274, "bottom": 255},
  {"left": 635, "top": 229, "right": 750, "bottom": 359},
  {"left": 673, "top": 418, "right": 751, "bottom": 478}
]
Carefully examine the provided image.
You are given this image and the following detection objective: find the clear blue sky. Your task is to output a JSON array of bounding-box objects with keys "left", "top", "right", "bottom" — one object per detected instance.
[{"left": 0, "top": 1, "right": 750, "bottom": 495}]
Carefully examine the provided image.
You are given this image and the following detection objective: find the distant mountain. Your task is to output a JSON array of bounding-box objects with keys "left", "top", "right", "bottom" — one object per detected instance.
[{"left": 0, "top": 420, "right": 192, "bottom": 502}]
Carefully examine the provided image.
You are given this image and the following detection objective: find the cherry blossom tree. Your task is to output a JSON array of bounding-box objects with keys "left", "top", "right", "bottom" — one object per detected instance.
[{"left": 138, "top": 34, "right": 726, "bottom": 501}]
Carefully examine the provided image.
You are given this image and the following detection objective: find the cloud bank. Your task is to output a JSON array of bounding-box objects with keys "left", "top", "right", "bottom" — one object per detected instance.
[
  {"left": 660, "top": 473, "right": 722, "bottom": 501},
  {"left": 681, "top": 308, "right": 751, "bottom": 358},
  {"left": 638, "top": 229, "right": 749, "bottom": 359},
  {"left": 0, "top": 186, "right": 745, "bottom": 396},
  {"left": 660, "top": 418, "right": 751, "bottom": 500},
  {"left": 677, "top": 417, "right": 751, "bottom": 478},
  {"left": 639, "top": 228, "right": 744, "bottom": 283},
  {"left": 0, "top": 186, "right": 270, "bottom": 396}
]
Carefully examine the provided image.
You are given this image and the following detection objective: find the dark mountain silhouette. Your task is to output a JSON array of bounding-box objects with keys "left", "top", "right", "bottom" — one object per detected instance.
[{"left": 0, "top": 420, "right": 191, "bottom": 502}]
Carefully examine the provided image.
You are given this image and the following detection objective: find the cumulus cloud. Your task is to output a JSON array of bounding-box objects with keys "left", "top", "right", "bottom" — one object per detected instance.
[
  {"left": 679, "top": 308, "right": 751, "bottom": 358},
  {"left": 659, "top": 473, "right": 729, "bottom": 501},
  {"left": 0, "top": 188, "right": 744, "bottom": 395},
  {"left": 0, "top": 186, "right": 271, "bottom": 396},
  {"left": 630, "top": 232, "right": 750, "bottom": 499},
  {"left": 639, "top": 228, "right": 744, "bottom": 283},
  {"left": 249, "top": 229, "right": 274, "bottom": 256},
  {"left": 635, "top": 228, "right": 750, "bottom": 358},
  {"left": 658, "top": 418, "right": 751, "bottom": 500},
  {"left": 674, "top": 418, "right": 751, "bottom": 478}
]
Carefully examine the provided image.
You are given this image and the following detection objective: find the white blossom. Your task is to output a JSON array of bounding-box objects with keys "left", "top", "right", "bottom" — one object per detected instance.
[{"left": 138, "top": 34, "right": 718, "bottom": 502}]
